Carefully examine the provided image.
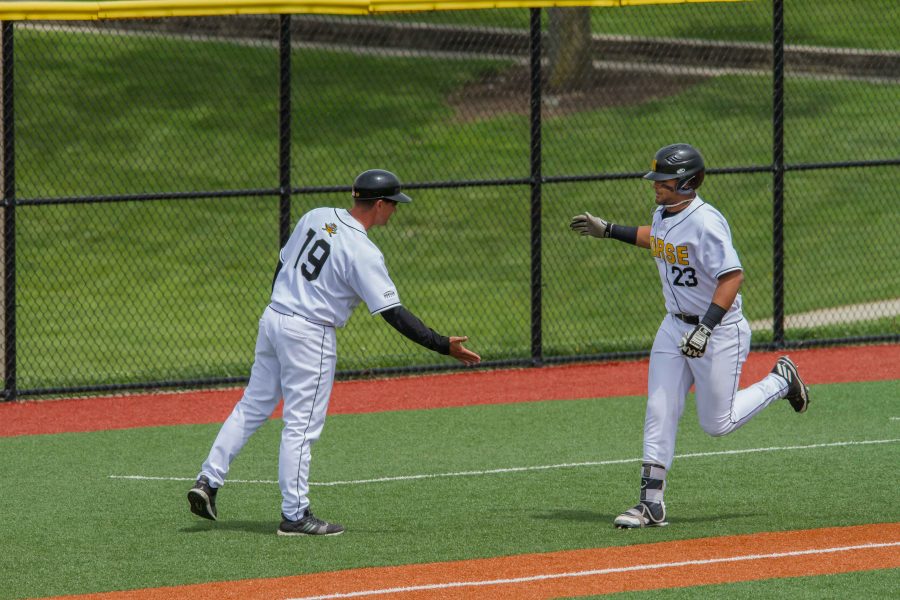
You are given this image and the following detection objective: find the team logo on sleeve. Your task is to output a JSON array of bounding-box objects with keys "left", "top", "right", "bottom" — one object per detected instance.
[
  {"left": 383, "top": 290, "right": 396, "bottom": 299},
  {"left": 322, "top": 223, "right": 338, "bottom": 237}
]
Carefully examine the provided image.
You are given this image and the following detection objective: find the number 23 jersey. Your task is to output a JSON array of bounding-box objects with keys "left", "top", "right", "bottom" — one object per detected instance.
[
  {"left": 649, "top": 197, "right": 744, "bottom": 325},
  {"left": 270, "top": 207, "right": 401, "bottom": 327}
]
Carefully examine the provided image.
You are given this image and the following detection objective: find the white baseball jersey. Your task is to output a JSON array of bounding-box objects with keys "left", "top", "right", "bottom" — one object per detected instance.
[
  {"left": 649, "top": 197, "right": 744, "bottom": 324},
  {"left": 642, "top": 196, "right": 788, "bottom": 471},
  {"left": 270, "top": 207, "right": 401, "bottom": 327}
]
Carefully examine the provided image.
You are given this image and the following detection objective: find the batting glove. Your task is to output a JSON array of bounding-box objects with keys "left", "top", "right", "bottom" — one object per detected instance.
[
  {"left": 570, "top": 212, "right": 611, "bottom": 238},
  {"left": 679, "top": 324, "right": 713, "bottom": 358}
]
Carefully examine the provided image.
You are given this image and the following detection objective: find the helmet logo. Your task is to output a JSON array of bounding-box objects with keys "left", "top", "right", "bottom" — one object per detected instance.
[
  {"left": 677, "top": 168, "right": 686, "bottom": 174},
  {"left": 651, "top": 159, "right": 657, "bottom": 170}
]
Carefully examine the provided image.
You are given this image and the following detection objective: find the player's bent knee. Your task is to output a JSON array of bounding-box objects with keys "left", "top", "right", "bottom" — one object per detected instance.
[{"left": 699, "top": 419, "right": 733, "bottom": 437}]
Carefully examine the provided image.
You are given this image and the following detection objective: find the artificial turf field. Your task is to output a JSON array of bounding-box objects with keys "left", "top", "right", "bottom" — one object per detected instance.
[{"left": 1, "top": 345, "right": 898, "bottom": 599}]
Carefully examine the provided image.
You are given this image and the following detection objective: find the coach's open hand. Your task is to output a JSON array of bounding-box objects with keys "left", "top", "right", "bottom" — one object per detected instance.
[{"left": 449, "top": 336, "right": 481, "bottom": 365}]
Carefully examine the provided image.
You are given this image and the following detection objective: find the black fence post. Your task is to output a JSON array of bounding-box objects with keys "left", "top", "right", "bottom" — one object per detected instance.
[
  {"left": 279, "top": 15, "right": 292, "bottom": 247},
  {"left": 2, "top": 23, "right": 15, "bottom": 402},
  {"left": 529, "top": 8, "right": 543, "bottom": 367},
  {"left": 772, "top": 0, "right": 786, "bottom": 349}
]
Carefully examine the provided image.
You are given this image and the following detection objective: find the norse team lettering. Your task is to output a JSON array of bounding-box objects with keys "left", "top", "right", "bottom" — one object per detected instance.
[{"left": 650, "top": 236, "right": 689, "bottom": 265}]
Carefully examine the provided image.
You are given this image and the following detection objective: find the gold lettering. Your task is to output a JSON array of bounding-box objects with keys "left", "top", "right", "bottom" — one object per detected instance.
[
  {"left": 677, "top": 245, "right": 689, "bottom": 265},
  {"left": 665, "top": 243, "right": 676, "bottom": 264}
]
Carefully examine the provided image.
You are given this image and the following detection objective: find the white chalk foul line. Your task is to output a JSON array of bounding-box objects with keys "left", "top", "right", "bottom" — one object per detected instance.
[
  {"left": 110, "top": 438, "right": 900, "bottom": 487},
  {"left": 284, "top": 541, "right": 900, "bottom": 600}
]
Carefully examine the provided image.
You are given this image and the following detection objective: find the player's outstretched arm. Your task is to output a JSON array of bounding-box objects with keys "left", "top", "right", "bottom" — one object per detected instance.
[
  {"left": 570, "top": 213, "right": 649, "bottom": 248},
  {"left": 448, "top": 336, "right": 481, "bottom": 365}
]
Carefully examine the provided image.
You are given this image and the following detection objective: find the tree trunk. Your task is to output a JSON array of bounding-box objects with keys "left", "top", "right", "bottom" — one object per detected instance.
[{"left": 547, "top": 8, "right": 593, "bottom": 92}]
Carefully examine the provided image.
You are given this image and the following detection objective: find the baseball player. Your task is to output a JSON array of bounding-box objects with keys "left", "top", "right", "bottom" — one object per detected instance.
[
  {"left": 570, "top": 143, "right": 809, "bottom": 529},
  {"left": 188, "top": 169, "right": 481, "bottom": 536}
]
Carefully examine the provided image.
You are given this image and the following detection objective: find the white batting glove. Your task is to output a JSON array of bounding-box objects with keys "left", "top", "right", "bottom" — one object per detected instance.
[
  {"left": 679, "top": 324, "right": 713, "bottom": 358},
  {"left": 570, "top": 212, "right": 611, "bottom": 238}
]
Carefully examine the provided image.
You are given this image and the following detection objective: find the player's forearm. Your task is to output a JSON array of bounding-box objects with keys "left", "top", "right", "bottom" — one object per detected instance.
[
  {"left": 608, "top": 224, "right": 651, "bottom": 248},
  {"left": 380, "top": 306, "right": 451, "bottom": 355}
]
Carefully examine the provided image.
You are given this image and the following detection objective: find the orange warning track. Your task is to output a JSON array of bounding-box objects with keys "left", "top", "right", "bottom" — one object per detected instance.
[
  {"left": 2, "top": 344, "right": 898, "bottom": 437},
  {"left": 42, "top": 523, "right": 900, "bottom": 599}
]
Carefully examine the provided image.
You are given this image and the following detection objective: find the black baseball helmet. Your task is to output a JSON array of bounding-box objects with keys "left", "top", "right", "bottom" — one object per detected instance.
[
  {"left": 643, "top": 143, "right": 705, "bottom": 194},
  {"left": 351, "top": 169, "right": 412, "bottom": 203}
]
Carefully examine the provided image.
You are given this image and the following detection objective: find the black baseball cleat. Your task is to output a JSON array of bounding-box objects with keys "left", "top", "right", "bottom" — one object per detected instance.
[
  {"left": 278, "top": 508, "right": 344, "bottom": 536},
  {"left": 772, "top": 356, "right": 810, "bottom": 413},
  {"left": 614, "top": 501, "right": 668, "bottom": 529},
  {"left": 187, "top": 476, "right": 218, "bottom": 521}
]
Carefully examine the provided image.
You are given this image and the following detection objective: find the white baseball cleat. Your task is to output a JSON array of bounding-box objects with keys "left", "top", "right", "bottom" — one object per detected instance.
[{"left": 614, "top": 501, "right": 668, "bottom": 528}]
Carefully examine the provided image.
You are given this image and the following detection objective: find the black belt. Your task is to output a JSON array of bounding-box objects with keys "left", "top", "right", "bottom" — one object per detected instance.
[{"left": 673, "top": 313, "right": 700, "bottom": 325}]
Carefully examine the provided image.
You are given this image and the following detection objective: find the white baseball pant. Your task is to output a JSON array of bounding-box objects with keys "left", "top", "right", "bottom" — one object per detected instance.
[
  {"left": 200, "top": 306, "right": 337, "bottom": 520},
  {"left": 643, "top": 314, "right": 788, "bottom": 470}
]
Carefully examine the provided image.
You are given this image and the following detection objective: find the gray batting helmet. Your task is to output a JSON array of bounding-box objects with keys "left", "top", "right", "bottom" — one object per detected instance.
[
  {"left": 643, "top": 143, "right": 705, "bottom": 194},
  {"left": 352, "top": 169, "right": 412, "bottom": 203}
]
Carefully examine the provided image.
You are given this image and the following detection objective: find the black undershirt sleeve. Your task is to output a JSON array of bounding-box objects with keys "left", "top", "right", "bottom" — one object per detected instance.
[
  {"left": 380, "top": 306, "right": 451, "bottom": 355},
  {"left": 609, "top": 223, "right": 639, "bottom": 245}
]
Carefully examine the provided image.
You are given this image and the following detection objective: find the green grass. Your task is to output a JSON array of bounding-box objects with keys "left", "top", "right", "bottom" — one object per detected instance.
[
  {"left": 12, "top": 24, "right": 900, "bottom": 389},
  {"left": 1, "top": 378, "right": 898, "bottom": 598}
]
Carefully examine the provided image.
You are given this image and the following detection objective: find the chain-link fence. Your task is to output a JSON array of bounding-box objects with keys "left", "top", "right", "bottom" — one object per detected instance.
[{"left": 2, "top": 1, "right": 898, "bottom": 399}]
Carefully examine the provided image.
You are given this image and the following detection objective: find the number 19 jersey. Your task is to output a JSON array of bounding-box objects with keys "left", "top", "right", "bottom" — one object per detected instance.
[
  {"left": 270, "top": 207, "right": 401, "bottom": 328},
  {"left": 649, "top": 197, "right": 744, "bottom": 325}
]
